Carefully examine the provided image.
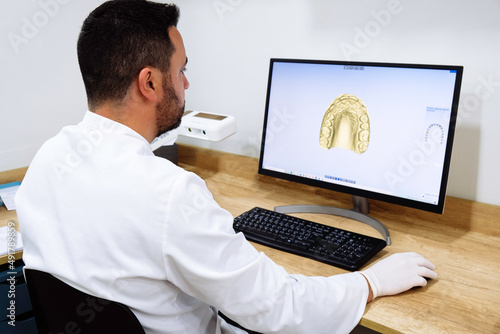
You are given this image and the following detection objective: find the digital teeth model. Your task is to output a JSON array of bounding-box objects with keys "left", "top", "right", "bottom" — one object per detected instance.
[{"left": 319, "top": 94, "right": 370, "bottom": 154}]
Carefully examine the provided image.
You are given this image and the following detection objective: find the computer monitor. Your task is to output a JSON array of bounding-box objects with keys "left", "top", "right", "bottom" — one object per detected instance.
[{"left": 258, "top": 58, "right": 463, "bottom": 241}]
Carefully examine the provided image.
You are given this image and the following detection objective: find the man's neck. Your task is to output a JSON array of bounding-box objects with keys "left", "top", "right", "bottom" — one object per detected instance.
[{"left": 93, "top": 102, "right": 157, "bottom": 143}]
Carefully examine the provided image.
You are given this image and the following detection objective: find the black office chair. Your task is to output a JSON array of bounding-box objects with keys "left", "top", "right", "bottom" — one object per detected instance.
[{"left": 24, "top": 269, "right": 145, "bottom": 334}]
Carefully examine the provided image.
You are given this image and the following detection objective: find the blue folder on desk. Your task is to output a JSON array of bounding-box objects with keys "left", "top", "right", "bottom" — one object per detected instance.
[{"left": 0, "top": 181, "right": 21, "bottom": 207}]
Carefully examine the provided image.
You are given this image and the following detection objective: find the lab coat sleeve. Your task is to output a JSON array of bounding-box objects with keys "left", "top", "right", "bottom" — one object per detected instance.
[{"left": 162, "top": 172, "right": 368, "bottom": 334}]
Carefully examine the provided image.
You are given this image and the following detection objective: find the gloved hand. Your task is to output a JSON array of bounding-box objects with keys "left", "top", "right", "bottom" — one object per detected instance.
[{"left": 361, "top": 252, "right": 437, "bottom": 299}]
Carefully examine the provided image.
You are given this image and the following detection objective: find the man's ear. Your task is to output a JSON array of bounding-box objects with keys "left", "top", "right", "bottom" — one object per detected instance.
[{"left": 137, "top": 67, "right": 160, "bottom": 102}]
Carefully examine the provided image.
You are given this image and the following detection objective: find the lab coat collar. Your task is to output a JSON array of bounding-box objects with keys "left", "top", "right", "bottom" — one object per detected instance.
[{"left": 81, "top": 111, "right": 152, "bottom": 149}]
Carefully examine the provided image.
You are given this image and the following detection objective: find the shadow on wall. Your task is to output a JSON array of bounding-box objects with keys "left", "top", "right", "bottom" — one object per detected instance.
[{"left": 447, "top": 122, "right": 481, "bottom": 202}]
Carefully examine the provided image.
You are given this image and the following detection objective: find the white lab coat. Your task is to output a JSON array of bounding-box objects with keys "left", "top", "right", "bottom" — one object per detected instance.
[{"left": 15, "top": 111, "right": 368, "bottom": 334}]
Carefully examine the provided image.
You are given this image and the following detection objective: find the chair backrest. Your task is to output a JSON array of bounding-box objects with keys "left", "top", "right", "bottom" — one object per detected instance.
[{"left": 24, "top": 269, "right": 145, "bottom": 334}]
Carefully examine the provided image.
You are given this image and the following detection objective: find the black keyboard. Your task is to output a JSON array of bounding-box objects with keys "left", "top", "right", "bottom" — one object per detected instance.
[{"left": 233, "top": 207, "right": 386, "bottom": 271}]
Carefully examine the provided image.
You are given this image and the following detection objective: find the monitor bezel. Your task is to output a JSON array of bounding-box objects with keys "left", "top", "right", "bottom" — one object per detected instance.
[{"left": 258, "top": 58, "right": 463, "bottom": 214}]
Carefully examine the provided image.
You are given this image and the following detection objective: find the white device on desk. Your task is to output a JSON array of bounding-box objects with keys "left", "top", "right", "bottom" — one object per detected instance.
[
  {"left": 178, "top": 110, "right": 237, "bottom": 142},
  {"left": 151, "top": 110, "right": 236, "bottom": 157}
]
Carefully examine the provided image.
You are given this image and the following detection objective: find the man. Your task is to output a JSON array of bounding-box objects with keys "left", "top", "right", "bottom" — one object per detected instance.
[{"left": 15, "top": 1, "right": 437, "bottom": 333}]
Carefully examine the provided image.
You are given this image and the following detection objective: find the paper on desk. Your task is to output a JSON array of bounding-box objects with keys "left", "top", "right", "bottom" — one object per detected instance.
[
  {"left": 0, "top": 225, "right": 23, "bottom": 256},
  {"left": 0, "top": 184, "right": 20, "bottom": 211},
  {"left": 150, "top": 129, "right": 178, "bottom": 151}
]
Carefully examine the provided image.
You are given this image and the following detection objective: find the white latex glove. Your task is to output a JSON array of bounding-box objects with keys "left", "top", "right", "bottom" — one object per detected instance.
[{"left": 361, "top": 252, "right": 437, "bottom": 299}]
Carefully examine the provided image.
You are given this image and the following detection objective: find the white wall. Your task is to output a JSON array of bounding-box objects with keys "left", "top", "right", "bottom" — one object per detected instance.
[
  {"left": 0, "top": 0, "right": 102, "bottom": 170},
  {"left": 1, "top": 0, "right": 499, "bottom": 207}
]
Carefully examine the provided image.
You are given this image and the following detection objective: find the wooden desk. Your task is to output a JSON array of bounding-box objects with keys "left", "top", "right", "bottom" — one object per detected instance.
[
  {"left": 176, "top": 144, "right": 500, "bottom": 334},
  {"left": 2, "top": 146, "right": 499, "bottom": 333}
]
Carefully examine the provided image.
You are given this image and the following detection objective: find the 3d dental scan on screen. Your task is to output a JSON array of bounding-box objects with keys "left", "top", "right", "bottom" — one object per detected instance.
[
  {"left": 320, "top": 93, "right": 370, "bottom": 154},
  {"left": 255, "top": 59, "right": 463, "bottom": 247}
]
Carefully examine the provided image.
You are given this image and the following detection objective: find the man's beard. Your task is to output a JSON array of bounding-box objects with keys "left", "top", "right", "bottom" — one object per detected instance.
[{"left": 155, "top": 76, "right": 185, "bottom": 138}]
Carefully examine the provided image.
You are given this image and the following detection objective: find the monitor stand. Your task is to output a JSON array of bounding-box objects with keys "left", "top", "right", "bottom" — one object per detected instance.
[{"left": 274, "top": 196, "right": 391, "bottom": 245}]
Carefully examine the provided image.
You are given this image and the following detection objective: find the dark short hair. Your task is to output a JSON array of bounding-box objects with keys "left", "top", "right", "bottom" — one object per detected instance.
[{"left": 77, "top": 0, "right": 180, "bottom": 109}]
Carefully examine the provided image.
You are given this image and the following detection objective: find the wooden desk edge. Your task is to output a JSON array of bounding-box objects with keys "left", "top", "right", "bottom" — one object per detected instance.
[
  {"left": 0, "top": 251, "right": 23, "bottom": 266},
  {"left": 359, "top": 318, "right": 402, "bottom": 334}
]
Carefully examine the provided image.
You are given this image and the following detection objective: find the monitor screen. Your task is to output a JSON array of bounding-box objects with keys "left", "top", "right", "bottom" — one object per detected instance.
[{"left": 259, "top": 59, "right": 463, "bottom": 214}]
